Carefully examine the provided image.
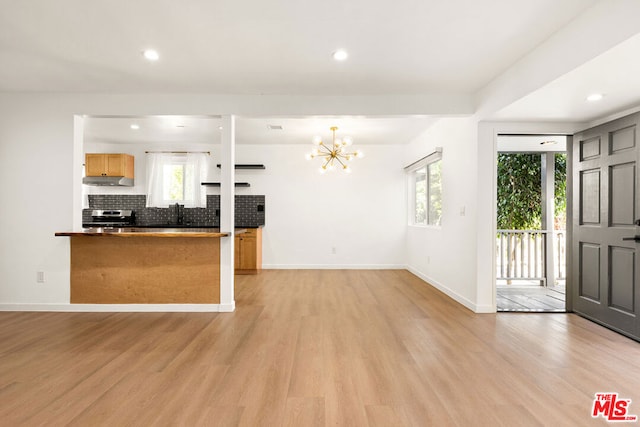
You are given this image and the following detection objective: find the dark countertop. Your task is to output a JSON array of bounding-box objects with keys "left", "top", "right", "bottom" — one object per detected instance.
[
  {"left": 131, "top": 224, "right": 219, "bottom": 229},
  {"left": 124, "top": 224, "right": 263, "bottom": 229},
  {"left": 55, "top": 227, "right": 242, "bottom": 238}
]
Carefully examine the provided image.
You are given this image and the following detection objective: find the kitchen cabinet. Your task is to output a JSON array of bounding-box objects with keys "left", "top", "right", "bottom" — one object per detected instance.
[
  {"left": 235, "top": 227, "right": 262, "bottom": 274},
  {"left": 85, "top": 153, "right": 134, "bottom": 178}
]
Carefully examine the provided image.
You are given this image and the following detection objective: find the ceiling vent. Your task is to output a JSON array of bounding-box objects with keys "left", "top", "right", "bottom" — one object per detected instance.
[{"left": 268, "top": 125, "right": 283, "bottom": 130}]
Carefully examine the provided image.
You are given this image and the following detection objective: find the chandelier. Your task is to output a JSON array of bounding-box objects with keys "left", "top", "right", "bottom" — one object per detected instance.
[{"left": 305, "top": 126, "right": 363, "bottom": 173}]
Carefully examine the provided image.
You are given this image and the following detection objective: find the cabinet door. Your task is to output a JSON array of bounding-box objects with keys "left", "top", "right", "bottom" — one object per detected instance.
[
  {"left": 239, "top": 237, "right": 257, "bottom": 270},
  {"left": 234, "top": 235, "right": 241, "bottom": 270},
  {"left": 85, "top": 154, "right": 106, "bottom": 176},
  {"left": 105, "top": 154, "right": 125, "bottom": 176}
]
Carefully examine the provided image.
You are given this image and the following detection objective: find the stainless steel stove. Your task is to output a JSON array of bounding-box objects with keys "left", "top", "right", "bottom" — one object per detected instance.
[{"left": 83, "top": 210, "right": 136, "bottom": 228}]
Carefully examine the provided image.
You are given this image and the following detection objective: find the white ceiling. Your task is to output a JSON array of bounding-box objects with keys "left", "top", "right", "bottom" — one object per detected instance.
[
  {"left": 84, "top": 116, "right": 222, "bottom": 145},
  {"left": 493, "top": 33, "right": 640, "bottom": 123},
  {"left": 83, "top": 115, "right": 437, "bottom": 145},
  {"left": 4, "top": 0, "right": 640, "bottom": 130},
  {"left": 0, "top": 0, "right": 596, "bottom": 95}
]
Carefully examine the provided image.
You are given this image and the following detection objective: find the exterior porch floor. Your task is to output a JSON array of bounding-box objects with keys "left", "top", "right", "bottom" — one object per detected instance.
[{"left": 496, "top": 281, "right": 566, "bottom": 312}]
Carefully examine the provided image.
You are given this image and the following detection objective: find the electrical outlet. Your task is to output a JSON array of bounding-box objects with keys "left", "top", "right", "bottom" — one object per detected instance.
[
  {"left": 331, "top": 247, "right": 337, "bottom": 254},
  {"left": 36, "top": 271, "right": 45, "bottom": 283}
]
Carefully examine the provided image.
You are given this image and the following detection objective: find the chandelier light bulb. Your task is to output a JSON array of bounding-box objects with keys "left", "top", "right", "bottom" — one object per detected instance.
[
  {"left": 355, "top": 150, "right": 364, "bottom": 158},
  {"left": 306, "top": 126, "right": 360, "bottom": 174}
]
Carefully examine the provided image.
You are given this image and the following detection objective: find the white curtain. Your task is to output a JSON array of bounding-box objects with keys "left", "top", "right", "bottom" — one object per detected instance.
[{"left": 146, "top": 152, "right": 208, "bottom": 208}]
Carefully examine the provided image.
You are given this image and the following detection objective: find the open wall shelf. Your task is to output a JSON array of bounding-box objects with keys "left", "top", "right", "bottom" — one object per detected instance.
[
  {"left": 216, "top": 164, "right": 265, "bottom": 169},
  {"left": 201, "top": 182, "right": 251, "bottom": 187}
]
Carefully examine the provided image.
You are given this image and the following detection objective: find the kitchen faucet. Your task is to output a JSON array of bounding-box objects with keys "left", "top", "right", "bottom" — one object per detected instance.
[{"left": 174, "top": 203, "right": 184, "bottom": 225}]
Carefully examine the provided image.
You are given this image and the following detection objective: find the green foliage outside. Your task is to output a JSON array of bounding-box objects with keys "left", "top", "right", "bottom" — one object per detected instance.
[
  {"left": 554, "top": 153, "right": 567, "bottom": 229},
  {"left": 163, "top": 164, "right": 185, "bottom": 201},
  {"left": 415, "top": 172, "right": 426, "bottom": 223},
  {"left": 428, "top": 160, "right": 442, "bottom": 226},
  {"left": 497, "top": 153, "right": 566, "bottom": 230}
]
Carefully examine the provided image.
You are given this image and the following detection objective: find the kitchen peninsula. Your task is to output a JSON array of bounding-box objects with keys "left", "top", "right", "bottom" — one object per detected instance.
[{"left": 55, "top": 228, "right": 232, "bottom": 304}]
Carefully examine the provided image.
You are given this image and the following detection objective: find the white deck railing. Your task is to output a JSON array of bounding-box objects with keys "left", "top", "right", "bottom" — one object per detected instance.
[{"left": 496, "top": 230, "right": 566, "bottom": 285}]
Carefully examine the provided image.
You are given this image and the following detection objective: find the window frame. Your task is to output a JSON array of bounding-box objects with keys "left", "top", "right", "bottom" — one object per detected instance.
[
  {"left": 406, "top": 149, "right": 442, "bottom": 227},
  {"left": 146, "top": 152, "right": 208, "bottom": 208},
  {"left": 162, "top": 157, "right": 196, "bottom": 206}
]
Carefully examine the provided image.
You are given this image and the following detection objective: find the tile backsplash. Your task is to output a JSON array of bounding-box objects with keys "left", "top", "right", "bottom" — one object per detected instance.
[
  {"left": 85, "top": 194, "right": 265, "bottom": 227},
  {"left": 87, "top": 194, "right": 146, "bottom": 209}
]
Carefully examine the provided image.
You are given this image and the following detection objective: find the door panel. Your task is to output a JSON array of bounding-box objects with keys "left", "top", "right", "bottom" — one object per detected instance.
[
  {"left": 580, "top": 136, "right": 601, "bottom": 160},
  {"left": 609, "top": 246, "right": 635, "bottom": 313},
  {"left": 573, "top": 112, "right": 640, "bottom": 340},
  {"left": 579, "top": 242, "right": 600, "bottom": 301},
  {"left": 609, "top": 163, "right": 635, "bottom": 226},
  {"left": 580, "top": 169, "right": 600, "bottom": 224},
  {"left": 610, "top": 126, "right": 635, "bottom": 153}
]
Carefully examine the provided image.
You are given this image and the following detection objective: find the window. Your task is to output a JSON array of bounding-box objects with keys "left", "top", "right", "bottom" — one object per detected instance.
[
  {"left": 146, "top": 153, "right": 208, "bottom": 207},
  {"left": 407, "top": 150, "right": 442, "bottom": 226}
]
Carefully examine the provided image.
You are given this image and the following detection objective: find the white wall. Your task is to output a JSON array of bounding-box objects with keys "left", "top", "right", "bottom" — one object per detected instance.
[
  {"left": 0, "top": 93, "right": 411, "bottom": 306},
  {"left": 404, "top": 117, "right": 481, "bottom": 311},
  {"left": 233, "top": 144, "right": 406, "bottom": 268},
  {"left": 0, "top": 96, "right": 75, "bottom": 304}
]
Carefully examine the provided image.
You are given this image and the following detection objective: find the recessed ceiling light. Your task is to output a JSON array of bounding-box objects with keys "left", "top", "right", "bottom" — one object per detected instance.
[
  {"left": 586, "top": 93, "right": 604, "bottom": 102},
  {"left": 143, "top": 49, "right": 160, "bottom": 61},
  {"left": 130, "top": 124, "right": 140, "bottom": 130},
  {"left": 268, "top": 125, "right": 283, "bottom": 130},
  {"left": 332, "top": 49, "right": 348, "bottom": 61}
]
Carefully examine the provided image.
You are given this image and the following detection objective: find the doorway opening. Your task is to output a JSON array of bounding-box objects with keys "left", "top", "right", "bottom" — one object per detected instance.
[{"left": 496, "top": 135, "right": 567, "bottom": 312}]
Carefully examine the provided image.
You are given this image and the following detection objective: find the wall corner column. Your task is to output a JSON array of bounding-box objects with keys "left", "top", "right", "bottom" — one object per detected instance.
[
  {"left": 220, "top": 115, "right": 235, "bottom": 311},
  {"left": 476, "top": 122, "right": 498, "bottom": 313},
  {"left": 541, "top": 151, "right": 556, "bottom": 286}
]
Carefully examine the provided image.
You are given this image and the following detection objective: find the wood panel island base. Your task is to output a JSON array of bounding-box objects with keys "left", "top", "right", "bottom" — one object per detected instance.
[{"left": 55, "top": 229, "right": 230, "bottom": 304}]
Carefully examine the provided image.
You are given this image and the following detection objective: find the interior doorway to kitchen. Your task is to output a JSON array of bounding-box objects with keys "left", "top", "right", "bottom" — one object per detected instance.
[{"left": 496, "top": 135, "right": 567, "bottom": 312}]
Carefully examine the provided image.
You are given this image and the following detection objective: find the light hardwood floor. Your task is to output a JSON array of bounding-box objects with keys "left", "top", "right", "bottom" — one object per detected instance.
[{"left": 1, "top": 270, "right": 639, "bottom": 426}]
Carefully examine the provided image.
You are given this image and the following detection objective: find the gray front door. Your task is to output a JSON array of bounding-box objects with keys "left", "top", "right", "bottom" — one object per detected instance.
[{"left": 573, "top": 113, "right": 640, "bottom": 340}]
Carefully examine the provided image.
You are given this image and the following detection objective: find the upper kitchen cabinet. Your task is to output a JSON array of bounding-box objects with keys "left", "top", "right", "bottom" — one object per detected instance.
[
  {"left": 85, "top": 154, "right": 134, "bottom": 178},
  {"left": 83, "top": 153, "right": 135, "bottom": 186}
]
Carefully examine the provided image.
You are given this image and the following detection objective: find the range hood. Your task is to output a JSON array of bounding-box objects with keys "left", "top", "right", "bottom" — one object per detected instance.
[{"left": 82, "top": 176, "right": 134, "bottom": 186}]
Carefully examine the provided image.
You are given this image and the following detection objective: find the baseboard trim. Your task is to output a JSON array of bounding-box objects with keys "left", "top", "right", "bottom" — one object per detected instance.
[
  {"left": 0, "top": 303, "right": 233, "bottom": 313},
  {"left": 406, "top": 266, "right": 495, "bottom": 313},
  {"left": 262, "top": 264, "right": 406, "bottom": 270}
]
